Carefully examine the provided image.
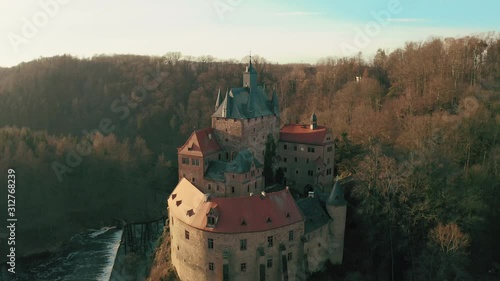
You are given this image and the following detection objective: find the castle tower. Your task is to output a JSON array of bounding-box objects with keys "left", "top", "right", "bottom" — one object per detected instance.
[
  {"left": 243, "top": 57, "right": 257, "bottom": 90},
  {"left": 326, "top": 179, "right": 347, "bottom": 265},
  {"left": 310, "top": 112, "right": 317, "bottom": 130}
]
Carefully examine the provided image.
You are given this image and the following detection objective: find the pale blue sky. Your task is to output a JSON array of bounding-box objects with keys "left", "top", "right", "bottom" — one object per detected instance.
[{"left": 0, "top": 0, "right": 498, "bottom": 67}]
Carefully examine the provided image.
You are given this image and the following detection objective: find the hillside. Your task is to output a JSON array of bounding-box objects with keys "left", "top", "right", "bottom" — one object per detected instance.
[{"left": 0, "top": 34, "right": 499, "bottom": 280}]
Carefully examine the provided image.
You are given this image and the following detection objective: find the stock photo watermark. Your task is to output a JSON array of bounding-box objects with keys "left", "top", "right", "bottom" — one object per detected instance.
[
  {"left": 340, "top": 0, "right": 407, "bottom": 55},
  {"left": 213, "top": 0, "right": 244, "bottom": 20},
  {"left": 7, "top": 0, "right": 71, "bottom": 53}
]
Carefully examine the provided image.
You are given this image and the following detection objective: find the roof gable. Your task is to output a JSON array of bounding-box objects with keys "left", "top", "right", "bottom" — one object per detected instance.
[{"left": 178, "top": 128, "right": 222, "bottom": 156}]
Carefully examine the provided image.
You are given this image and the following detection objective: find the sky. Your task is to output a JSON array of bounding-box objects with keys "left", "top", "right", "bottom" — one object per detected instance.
[{"left": 0, "top": 0, "right": 498, "bottom": 67}]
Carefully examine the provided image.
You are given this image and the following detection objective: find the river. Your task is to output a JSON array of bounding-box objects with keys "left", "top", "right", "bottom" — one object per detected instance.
[{"left": 3, "top": 227, "right": 123, "bottom": 281}]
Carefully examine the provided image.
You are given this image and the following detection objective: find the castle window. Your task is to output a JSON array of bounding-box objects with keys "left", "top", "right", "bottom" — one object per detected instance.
[
  {"left": 208, "top": 238, "right": 214, "bottom": 249},
  {"left": 267, "top": 217, "right": 272, "bottom": 223},
  {"left": 295, "top": 170, "right": 299, "bottom": 175},
  {"left": 308, "top": 170, "right": 313, "bottom": 176},
  {"left": 283, "top": 144, "right": 287, "bottom": 150},
  {"left": 294, "top": 157, "right": 297, "bottom": 163},
  {"left": 327, "top": 158, "right": 330, "bottom": 164},
  {"left": 327, "top": 146, "right": 333, "bottom": 152},
  {"left": 216, "top": 186, "right": 220, "bottom": 191},
  {"left": 192, "top": 159, "right": 200, "bottom": 166},
  {"left": 192, "top": 177, "right": 195, "bottom": 182},
  {"left": 209, "top": 262, "right": 214, "bottom": 271},
  {"left": 306, "top": 158, "right": 309, "bottom": 164},
  {"left": 327, "top": 168, "right": 332, "bottom": 175},
  {"left": 283, "top": 157, "right": 287, "bottom": 163},
  {"left": 182, "top": 158, "right": 189, "bottom": 165},
  {"left": 284, "top": 167, "right": 287, "bottom": 172},
  {"left": 185, "top": 230, "right": 190, "bottom": 240},
  {"left": 219, "top": 154, "right": 222, "bottom": 160},
  {"left": 267, "top": 258, "right": 273, "bottom": 268},
  {"left": 208, "top": 184, "right": 212, "bottom": 190},
  {"left": 251, "top": 170, "right": 255, "bottom": 177},
  {"left": 240, "top": 239, "right": 247, "bottom": 251},
  {"left": 207, "top": 208, "right": 218, "bottom": 228},
  {"left": 289, "top": 230, "right": 294, "bottom": 241},
  {"left": 226, "top": 152, "right": 229, "bottom": 160},
  {"left": 267, "top": 236, "right": 273, "bottom": 247},
  {"left": 231, "top": 186, "right": 235, "bottom": 193},
  {"left": 307, "top": 147, "right": 315, "bottom": 153},
  {"left": 287, "top": 252, "right": 293, "bottom": 261},
  {"left": 241, "top": 263, "right": 247, "bottom": 272},
  {"left": 294, "top": 145, "right": 297, "bottom": 151},
  {"left": 247, "top": 185, "right": 250, "bottom": 193},
  {"left": 254, "top": 182, "right": 257, "bottom": 189}
]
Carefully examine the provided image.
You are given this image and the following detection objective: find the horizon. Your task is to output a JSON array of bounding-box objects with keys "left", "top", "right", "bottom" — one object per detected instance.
[{"left": 1, "top": 0, "right": 499, "bottom": 67}]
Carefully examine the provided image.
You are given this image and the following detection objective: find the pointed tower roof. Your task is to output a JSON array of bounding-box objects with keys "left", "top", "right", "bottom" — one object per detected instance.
[
  {"left": 311, "top": 112, "right": 318, "bottom": 121},
  {"left": 214, "top": 88, "right": 222, "bottom": 111},
  {"left": 327, "top": 179, "right": 347, "bottom": 207},
  {"left": 213, "top": 89, "right": 230, "bottom": 118}
]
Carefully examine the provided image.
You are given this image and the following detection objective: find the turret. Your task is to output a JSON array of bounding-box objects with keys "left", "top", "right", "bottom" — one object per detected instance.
[
  {"left": 326, "top": 179, "right": 347, "bottom": 265},
  {"left": 215, "top": 88, "right": 222, "bottom": 112},
  {"left": 310, "top": 112, "right": 318, "bottom": 130},
  {"left": 243, "top": 57, "right": 257, "bottom": 90},
  {"left": 221, "top": 89, "right": 230, "bottom": 118}
]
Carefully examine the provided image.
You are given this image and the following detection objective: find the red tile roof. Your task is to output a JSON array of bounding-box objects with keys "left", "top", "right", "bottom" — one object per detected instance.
[
  {"left": 169, "top": 178, "right": 304, "bottom": 233},
  {"left": 279, "top": 124, "right": 330, "bottom": 145},
  {"left": 178, "top": 128, "right": 222, "bottom": 156}
]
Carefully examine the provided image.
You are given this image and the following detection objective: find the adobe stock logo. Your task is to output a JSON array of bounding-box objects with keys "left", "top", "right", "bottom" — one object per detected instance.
[
  {"left": 212, "top": 0, "right": 243, "bottom": 20},
  {"left": 7, "top": 0, "right": 71, "bottom": 53},
  {"left": 340, "top": 0, "right": 407, "bottom": 55}
]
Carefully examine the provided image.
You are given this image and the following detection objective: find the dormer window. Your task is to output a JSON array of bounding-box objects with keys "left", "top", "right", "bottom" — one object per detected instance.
[{"left": 207, "top": 208, "right": 219, "bottom": 228}]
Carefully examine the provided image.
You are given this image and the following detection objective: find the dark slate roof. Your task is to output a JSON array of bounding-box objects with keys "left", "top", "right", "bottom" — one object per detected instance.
[
  {"left": 204, "top": 149, "right": 263, "bottom": 181},
  {"left": 226, "top": 149, "right": 263, "bottom": 173},
  {"left": 297, "top": 197, "right": 331, "bottom": 234},
  {"left": 212, "top": 86, "right": 274, "bottom": 119},
  {"left": 327, "top": 181, "right": 347, "bottom": 207},
  {"left": 204, "top": 161, "right": 227, "bottom": 182}
]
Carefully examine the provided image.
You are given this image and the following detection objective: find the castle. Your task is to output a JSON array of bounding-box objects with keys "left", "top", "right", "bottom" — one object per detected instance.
[{"left": 167, "top": 59, "right": 347, "bottom": 281}]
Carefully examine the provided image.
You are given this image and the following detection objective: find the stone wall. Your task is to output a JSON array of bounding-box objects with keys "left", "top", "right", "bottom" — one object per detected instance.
[
  {"left": 303, "top": 224, "right": 331, "bottom": 273},
  {"left": 327, "top": 205, "right": 347, "bottom": 265},
  {"left": 212, "top": 115, "right": 279, "bottom": 164},
  {"left": 170, "top": 215, "right": 304, "bottom": 281},
  {"left": 277, "top": 141, "right": 335, "bottom": 194}
]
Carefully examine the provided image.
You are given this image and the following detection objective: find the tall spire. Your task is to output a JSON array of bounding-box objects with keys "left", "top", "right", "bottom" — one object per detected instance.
[
  {"left": 214, "top": 88, "right": 222, "bottom": 112},
  {"left": 249, "top": 50, "right": 252, "bottom": 68},
  {"left": 311, "top": 112, "right": 318, "bottom": 130},
  {"left": 221, "top": 88, "right": 230, "bottom": 118}
]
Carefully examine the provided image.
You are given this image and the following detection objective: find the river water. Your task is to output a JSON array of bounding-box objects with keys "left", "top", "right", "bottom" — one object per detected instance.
[{"left": 6, "top": 227, "right": 123, "bottom": 281}]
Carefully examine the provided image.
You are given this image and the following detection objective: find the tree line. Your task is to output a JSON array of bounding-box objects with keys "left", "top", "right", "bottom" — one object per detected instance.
[{"left": 0, "top": 34, "right": 499, "bottom": 280}]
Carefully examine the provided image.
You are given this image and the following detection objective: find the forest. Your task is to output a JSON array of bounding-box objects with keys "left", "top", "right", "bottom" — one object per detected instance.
[{"left": 0, "top": 33, "right": 499, "bottom": 280}]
